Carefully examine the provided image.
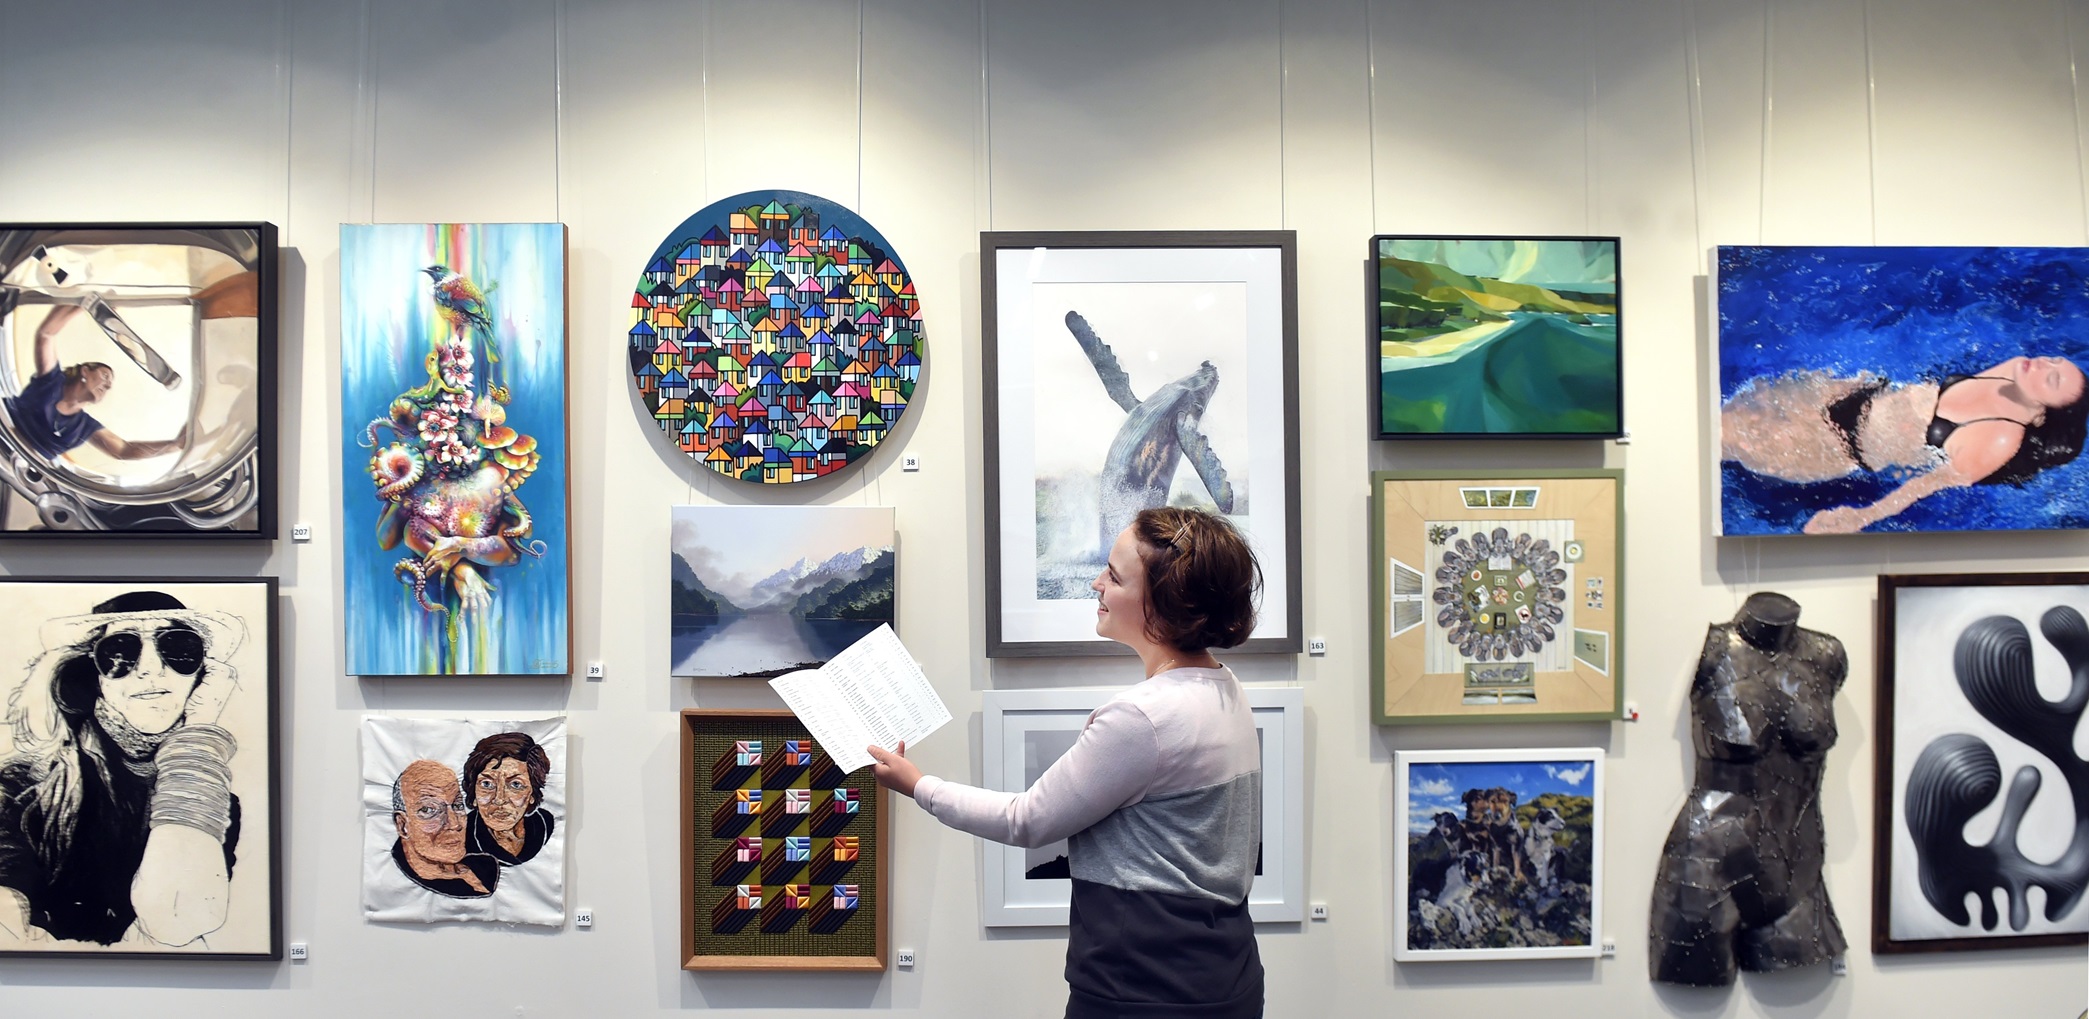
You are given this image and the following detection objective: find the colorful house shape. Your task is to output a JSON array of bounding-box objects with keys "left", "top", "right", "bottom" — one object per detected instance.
[
  {"left": 646, "top": 255, "right": 673, "bottom": 284},
  {"left": 659, "top": 368, "right": 690, "bottom": 402},
  {"left": 729, "top": 212, "right": 758, "bottom": 247},
  {"left": 700, "top": 225, "right": 729, "bottom": 259},
  {"left": 895, "top": 349, "right": 921, "bottom": 383}
]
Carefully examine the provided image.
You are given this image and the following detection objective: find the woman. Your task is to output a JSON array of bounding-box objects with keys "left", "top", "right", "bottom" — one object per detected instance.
[
  {"left": 0, "top": 591, "right": 243, "bottom": 947},
  {"left": 1721, "top": 354, "right": 2089, "bottom": 533},
  {"left": 462, "top": 731, "right": 555, "bottom": 866},
  {"left": 869, "top": 507, "right": 1265, "bottom": 1018}
]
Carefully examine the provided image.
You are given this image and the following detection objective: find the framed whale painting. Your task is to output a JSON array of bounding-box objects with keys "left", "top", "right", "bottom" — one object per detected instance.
[{"left": 981, "top": 232, "right": 1301, "bottom": 657}]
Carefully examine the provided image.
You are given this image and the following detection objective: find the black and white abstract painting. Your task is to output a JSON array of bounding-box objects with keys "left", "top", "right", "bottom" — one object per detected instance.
[{"left": 1879, "top": 574, "right": 2089, "bottom": 952}]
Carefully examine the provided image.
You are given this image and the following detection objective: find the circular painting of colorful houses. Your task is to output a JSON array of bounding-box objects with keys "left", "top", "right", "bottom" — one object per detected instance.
[{"left": 627, "top": 190, "right": 922, "bottom": 483}]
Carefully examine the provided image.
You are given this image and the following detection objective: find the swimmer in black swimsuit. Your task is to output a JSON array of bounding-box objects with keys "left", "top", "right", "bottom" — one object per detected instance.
[{"left": 1721, "top": 355, "right": 2089, "bottom": 532}]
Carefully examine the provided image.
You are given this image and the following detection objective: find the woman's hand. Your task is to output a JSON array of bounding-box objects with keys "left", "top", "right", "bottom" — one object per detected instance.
[
  {"left": 867, "top": 741, "right": 921, "bottom": 798},
  {"left": 1803, "top": 505, "right": 1872, "bottom": 534},
  {"left": 180, "top": 659, "right": 238, "bottom": 728}
]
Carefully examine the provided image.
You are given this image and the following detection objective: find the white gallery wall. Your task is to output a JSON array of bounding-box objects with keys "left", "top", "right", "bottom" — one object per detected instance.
[{"left": 0, "top": 0, "right": 2085, "bottom": 1015}]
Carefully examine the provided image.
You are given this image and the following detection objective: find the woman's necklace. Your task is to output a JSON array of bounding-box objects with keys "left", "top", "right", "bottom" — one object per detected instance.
[{"left": 1147, "top": 654, "right": 1220, "bottom": 677}]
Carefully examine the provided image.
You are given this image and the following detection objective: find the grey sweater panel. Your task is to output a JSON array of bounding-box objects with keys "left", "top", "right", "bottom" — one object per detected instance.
[{"left": 1069, "top": 769, "right": 1261, "bottom": 904}]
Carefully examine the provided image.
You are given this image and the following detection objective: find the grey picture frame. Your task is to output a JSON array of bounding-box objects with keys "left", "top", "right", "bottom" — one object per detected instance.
[{"left": 980, "top": 231, "right": 1302, "bottom": 658}]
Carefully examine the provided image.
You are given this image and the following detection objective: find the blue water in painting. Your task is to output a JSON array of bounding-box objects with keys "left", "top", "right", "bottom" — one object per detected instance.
[
  {"left": 671, "top": 614, "right": 882, "bottom": 678},
  {"left": 1719, "top": 245, "right": 2089, "bottom": 534},
  {"left": 340, "top": 224, "right": 568, "bottom": 674}
]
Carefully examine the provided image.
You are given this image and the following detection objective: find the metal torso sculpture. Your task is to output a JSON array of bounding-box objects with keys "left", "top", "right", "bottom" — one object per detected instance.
[{"left": 1649, "top": 592, "right": 1847, "bottom": 986}]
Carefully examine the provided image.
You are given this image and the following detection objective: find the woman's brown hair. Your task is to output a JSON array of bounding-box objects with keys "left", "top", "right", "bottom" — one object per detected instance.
[
  {"left": 1130, "top": 507, "right": 1260, "bottom": 651},
  {"left": 463, "top": 731, "right": 550, "bottom": 811}
]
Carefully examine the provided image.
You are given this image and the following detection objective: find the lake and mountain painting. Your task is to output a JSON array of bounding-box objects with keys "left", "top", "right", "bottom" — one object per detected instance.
[
  {"left": 670, "top": 506, "right": 895, "bottom": 678},
  {"left": 1374, "top": 236, "right": 1621, "bottom": 438}
]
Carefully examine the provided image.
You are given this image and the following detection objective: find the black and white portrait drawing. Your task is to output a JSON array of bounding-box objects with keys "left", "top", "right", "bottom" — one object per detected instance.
[
  {"left": 0, "top": 578, "right": 277, "bottom": 957},
  {"left": 361, "top": 716, "right": 565, "bottom": 926}
]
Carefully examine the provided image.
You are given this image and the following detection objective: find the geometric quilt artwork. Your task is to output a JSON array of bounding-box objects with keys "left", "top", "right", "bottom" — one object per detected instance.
[
  {"left": 627, "top": 190, "right": 922, "bottom": 483},
  {"left": 684, "top": 713, "right": 881, "bottom": 963}
]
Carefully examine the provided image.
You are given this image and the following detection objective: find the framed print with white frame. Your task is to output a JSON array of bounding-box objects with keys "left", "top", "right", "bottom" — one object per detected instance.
[
  {"left": 1371, "top": 469, "right": 1623, "bottom": 724},
  {"left": 981, "top": 231, "right": 1301, "bottom": 657},
  {"left": 1393, "top": 747, "right": 1603, "bottom": 962},
  {"left": 978, "top": 686, "right": 1304, "bottom": 926}
]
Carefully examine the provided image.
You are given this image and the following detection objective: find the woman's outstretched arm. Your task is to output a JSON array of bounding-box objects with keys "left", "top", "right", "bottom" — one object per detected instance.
[{"left": 1803, "top": 422, "right": 2023, "bottom": 533}]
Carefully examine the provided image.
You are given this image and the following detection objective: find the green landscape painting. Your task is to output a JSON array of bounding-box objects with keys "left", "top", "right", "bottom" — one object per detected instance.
[{"left": 1374, "top": 237, "right": 1620, "bottom": 438}]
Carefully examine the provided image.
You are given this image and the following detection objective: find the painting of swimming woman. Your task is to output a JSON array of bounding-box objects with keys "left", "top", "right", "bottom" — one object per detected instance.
[{"left": 1717, "top": 246, "right": 2089, "bottom": 535}]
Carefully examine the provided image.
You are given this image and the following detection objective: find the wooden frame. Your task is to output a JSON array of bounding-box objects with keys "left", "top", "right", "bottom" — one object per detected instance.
[
  {"left": 679, "top": 708, "right": 887, "bottom": 970},
  {"left": 1370, "top": 234, "right": 1622, "bottom": 440},
  {"left": 1874, "top": 572, "right": 2089, "bottom": 953},
  {"left": 0, "top": 576, "right": 281, "bottom": 959},
  {"left": 1371, "top": 469, "right": 1623, "bottom": 724},
  {"left": 1393, "top": 747, "right": 1604, "bottom": 961},
  {"left": 981, "top": 230, "right": 1302, "bottom": 657},
  {"left": 977, "top": 686, "right": 1305, "bottom": 926},
  {"left": 0, "top": 223, "right": 278, "bottom": 537}
]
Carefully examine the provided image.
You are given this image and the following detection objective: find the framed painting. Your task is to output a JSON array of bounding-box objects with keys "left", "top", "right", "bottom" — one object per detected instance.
[
  {"left": 670, "top": 505, "right": 895, "bottom": 678},
  {"left": 0, "top": 223, "right": 277, "bottom": 536},
  {"left": 978, "top": 686, "right": 1304, "bottom": 925},
  {"left": 1370, "top": 469, "right": 1623, "bottom": 724},
  {"left": 627, "top": 190, "right": 922, "bottom": 483},
  {"left": 1716, "top": 245, "right": 2089, "bottom": 535},
  {"left": 1393, "top": 748, "right": 1603, "bottom": 962},
  {"left": 982, "top": 231, "right": 1301, "bottom": 657},
  {"left": 679, "top": 709, "right": 887, "bottom": 970},
  {"left": 0, "top": 576, "right": 279, "bottom": 958},
  {"left": 360, "top": 716, "right": 565, "bottom": 926},
  {"left": 1874, "top": 572, "right": 2089, "bottom": 953},
  {"left": 340, "top": 223, "right": 569, "bottom": 676},
  {"left": 1372, "top": 234, "right": 1621, "bottom": 439}
]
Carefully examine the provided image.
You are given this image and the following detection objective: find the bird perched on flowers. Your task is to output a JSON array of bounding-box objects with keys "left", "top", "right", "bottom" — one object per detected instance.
[{"left": 422, "top": 264, "right": 497, "bottom": 342}]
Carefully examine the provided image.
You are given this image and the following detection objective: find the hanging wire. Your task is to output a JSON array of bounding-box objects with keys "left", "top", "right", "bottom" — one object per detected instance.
[
  {"left": 1584, "top": 0, "right": 1597, "bottom": 234},
  {"left": 979, "top": 0, "right": 994, "bottom": 232},
  {"left": 1681, "top": 0, "right": 1711, "bottom": 273},
  {"left": 1364, "top": 0, "right": 1379, "bottom": 233},
  {"left": 1277, "top": 0, "right": 1287, "bottom": 228},
  {"left": 358, "top": 0, "right": 378, "bottom": 221},
  {"left": 2065, "top": 0, "right": 2089, "bottom": 243},
  {"left": 856, "top": 0, "right": 866, "bottom": 213},
  {"left": 1861, "top": 0, "right": 1880, "bottom": 244},
  {"left": 278, "top": 0, "right": 293, "bottom": 240},
  {"left": 553, "top": 0, "right": 566, "bottom": 224},
  {"left": 1758, "top": 0, "right": 1775, "bottom": 244}
]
